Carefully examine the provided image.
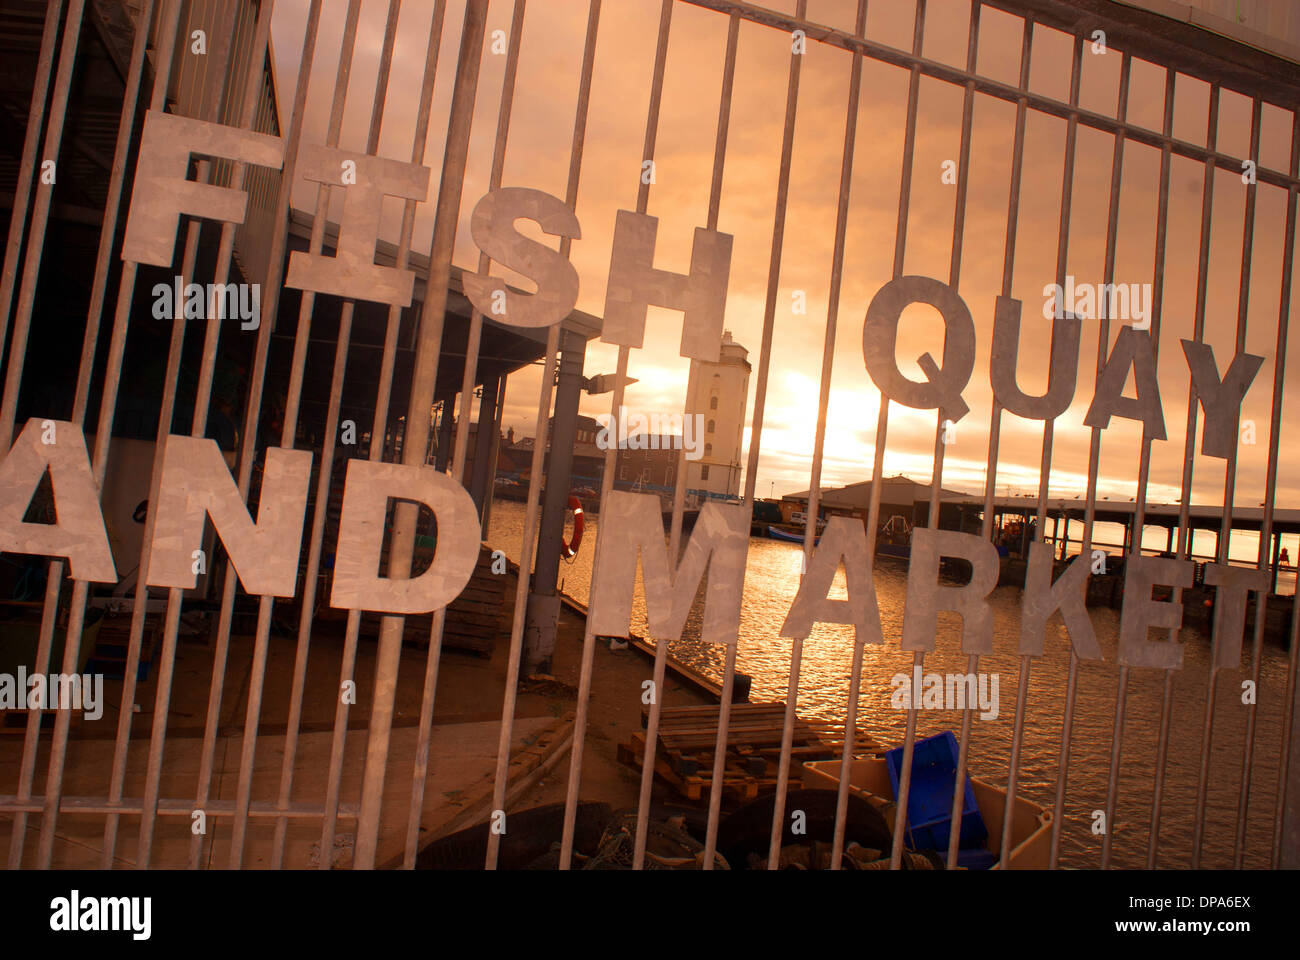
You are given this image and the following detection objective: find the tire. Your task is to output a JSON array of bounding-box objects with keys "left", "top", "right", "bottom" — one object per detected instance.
[
  {"left": 715, "top": 788, "right": 893, "bottom": 870},
  {"left": 415, "top": 801, "right": 612, "bottom": 870}
]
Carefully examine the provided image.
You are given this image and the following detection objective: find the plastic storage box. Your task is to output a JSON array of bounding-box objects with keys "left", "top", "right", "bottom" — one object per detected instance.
[
  {"left": 885, "top": 731, "right": 988, "bottom": 852},
  {"left": 801, "top": 755, "right": 1053, "bottom": 869}
]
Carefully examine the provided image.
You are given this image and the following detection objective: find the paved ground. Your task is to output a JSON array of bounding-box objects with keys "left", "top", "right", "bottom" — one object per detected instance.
[{"left": 0, "top": 568, "right": 712, "bottom": 868}]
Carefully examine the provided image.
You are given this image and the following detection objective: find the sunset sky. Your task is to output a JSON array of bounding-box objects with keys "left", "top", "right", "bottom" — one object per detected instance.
[{"left": 267, "top": 0, "right": 1300, "bottom": 517}]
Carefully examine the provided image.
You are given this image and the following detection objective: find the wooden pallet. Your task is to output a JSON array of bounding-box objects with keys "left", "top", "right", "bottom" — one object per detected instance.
[
  {"left": 403, "top": 545, "right": 505, "bottom": 656},
  {"left": 618, "top": 732, "right": 781, "bottom": 802},
  {"left": 621, "top": 702, "right": 884, "bottom": 801},
  {"left": 85, "top": 615, "right": 159, "bottom": 680}
]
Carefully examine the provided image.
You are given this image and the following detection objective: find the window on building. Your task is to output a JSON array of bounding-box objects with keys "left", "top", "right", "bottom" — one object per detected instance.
[
  {"left": 700, "top": 465, "right": 710, "bottom": 480},
  {"left": 707, "top": 419, "right": 715, "bottom": 433},
  {"left": 705, "top": 443, "right": 712, "bottom": 457},
  {"left": 709, "top": 395, "right": 718, "bottom": 410}
]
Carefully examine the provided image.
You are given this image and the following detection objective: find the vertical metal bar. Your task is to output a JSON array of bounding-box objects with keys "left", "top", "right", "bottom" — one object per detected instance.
[
  {"left": 1100, "top": 61, "right": 1176, "bottom": 871},
  {"left": 1192, "top": 94, "right": 1262, "bottom": 864},
  {"left": 633, "top": 7, "right": 739, "bottom": 870},
  {"left": 102, "top": 227, "right": 197, "bottom": 865},
  {"left": 0, "top": 0, "right": 86, "bottom": 451},
  {"left": 479, "top": 0, "right": 601, "bottom": 873},
  {"left": 1232, "top": 97, "right": 1279, "bottom": 869},
  {"left": 1270, "top": 112, "right": 1300, "bottom": 868},
  {"left": 557, "top": 0, "right": 673, "bottom": 870},
  {"left": 71, "top": 0, "right": 157, "bottom": 425},
  {"left": 368, "top": 0, "right": 403, "bottom": 150},
  {"left": 194, "top": 0, "right": 329, "bottom": 870},
  {"left": 884, "top": 0, "right": 928, "bottom": 871},
  {"left": 556, "top": 340, "right": 626, "bottom": 867},
  {"left": 1002, "top": 31, "right": 1082, "bottom": 868},
  {"left": 353, "top": 0, "right": 489, "bottom": 870},
  {"left": 944, "top": 0, "right": 1004, "bottom": 870},
  {"left": 270, "top": 0, "right": 404, "bottom": 869},
  {"left": 226, "top": 0, "right": 364, "bottom": 869},
  {"left": 803, "top": 0, "right": 871, "bottom": 872},
  {"left": 1150, "top": 83, "right": 1221, "bottom": 868},
  {"left": 138, "top": 0, "right": 277, "bottom": 870},
  {"left": 37, "top": 0, "right": 187, "bottom": 869},
  {"left": 3, "top": 556, "right": 62, "bottom": 868},
  {"left": 1050, "top": 50, "right": 1132, "bottom": 870},
  {"left": 1190, "top": 88, "right": 1242, "bottom": 871},
  {"left": 404, "top": 0, "right": 525, "bottom": 870},
  {"left": 701, "top": 0, "right": 806, "bottom": 871},
  {"left": 0, "top": 0, "right": 65, "bottom": 383},
  {"left": 448, "top": 0, "right": 525, "bottom": 488},
  {"left": 4, "top": 0, "right": 157, "bottom": 872},
  {"left": 318, "top": 0, "right": 447, "bottom": 868},
  {"left": 1144, "top": 67, "right": 1186, "bottom": 870},
  {"left": 765, "top": 2, "right": 874, "bottom": 872},
  {"left": 47, "top": 0, "right": 195, "bottom": 868}
]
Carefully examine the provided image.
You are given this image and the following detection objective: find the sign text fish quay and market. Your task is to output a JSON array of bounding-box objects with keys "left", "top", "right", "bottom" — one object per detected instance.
[{"left": 0, "top": 110, "right": 1269, "bottom": 673}]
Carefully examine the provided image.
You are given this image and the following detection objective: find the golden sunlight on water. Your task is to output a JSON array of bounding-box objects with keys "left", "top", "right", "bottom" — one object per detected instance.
[{"left": 488, "top": 499, "right": 1289, "bottom": 869}]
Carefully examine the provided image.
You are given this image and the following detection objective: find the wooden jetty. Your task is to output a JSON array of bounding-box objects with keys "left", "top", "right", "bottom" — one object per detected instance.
[{"left": 618, "top": 702, "right": 884, "bottom": 803}]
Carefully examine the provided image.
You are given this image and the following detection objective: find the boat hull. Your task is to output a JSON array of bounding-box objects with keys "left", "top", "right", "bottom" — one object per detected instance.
[
  {"left": 801, "top": 757, "right": 1052, "bottom": 869},
  {"left": 767, "top": 525, "right": 818, "bottom": 545},
  {"left": 875, "top": 542, "right": 910, "bottom": 561}
]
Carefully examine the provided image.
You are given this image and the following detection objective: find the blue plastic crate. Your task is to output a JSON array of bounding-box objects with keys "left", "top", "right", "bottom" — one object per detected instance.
[
  {"left": 956, "top": 848, "right": 998, "bottom": 871},
  {"left": 885, "top": 731, "right": 988, "bottom": 852}
]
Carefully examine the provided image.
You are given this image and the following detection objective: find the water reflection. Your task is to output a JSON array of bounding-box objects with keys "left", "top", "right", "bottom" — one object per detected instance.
[{"left": 488, "top": 498, "right": 1288, "bottom": 869}]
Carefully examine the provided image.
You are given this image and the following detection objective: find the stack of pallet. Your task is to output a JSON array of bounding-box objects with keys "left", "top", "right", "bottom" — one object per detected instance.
[
  {"left": 618, "top": 702, "right": 884, "bottom": 803},
  {"left": 403, "top": 544, "right": 505, "bottom": 656},
  {"left": 85, "top": 613, "right": 158, "bottom": 680}
]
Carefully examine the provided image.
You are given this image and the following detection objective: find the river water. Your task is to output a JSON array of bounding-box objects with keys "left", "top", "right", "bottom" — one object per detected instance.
[{"left": 485, "top": 498, "right": 1291, "bottom": 869}]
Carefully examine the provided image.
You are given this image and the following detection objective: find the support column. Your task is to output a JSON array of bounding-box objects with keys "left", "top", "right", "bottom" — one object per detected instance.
[
  {"left": 434, "top": 399, "right": 454, "bottom": 471},
  {"left": 480, "top": 374, "right": 506, "bottom": 532},
  {"left": 526, "top": 328, "right": 586, "bottom": 674},
  {"left": 469, "top": 376, "right": 500, "bottom": 514}
]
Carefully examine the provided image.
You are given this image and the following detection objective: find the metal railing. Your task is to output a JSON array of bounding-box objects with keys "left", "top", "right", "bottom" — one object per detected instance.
[{"left": 0, "top": 0, "right": 1297, "bottom": 870}]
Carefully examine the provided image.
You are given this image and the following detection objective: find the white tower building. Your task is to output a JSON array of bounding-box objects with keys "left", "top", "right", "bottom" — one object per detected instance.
[{"left": 685, "top": 330, "right": 750, "bottom": 500}]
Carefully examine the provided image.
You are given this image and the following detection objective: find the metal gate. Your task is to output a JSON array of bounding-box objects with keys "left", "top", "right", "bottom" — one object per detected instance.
[{"left": 0, "top": 0, "right": 1298, "bottom": 870}]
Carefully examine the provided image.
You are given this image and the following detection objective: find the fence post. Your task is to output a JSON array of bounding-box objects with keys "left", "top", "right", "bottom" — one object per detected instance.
[
  {"left": 526, "top": 328, "right": 586, "bottom": 674},
  {"left": 1283, "top": 677, "right": 1300, "bottom": 867}
]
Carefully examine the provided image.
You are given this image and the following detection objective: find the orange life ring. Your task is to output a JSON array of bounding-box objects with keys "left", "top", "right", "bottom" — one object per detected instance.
[{"left": 562, "top": 495, "right": 584, "bottom": 558}]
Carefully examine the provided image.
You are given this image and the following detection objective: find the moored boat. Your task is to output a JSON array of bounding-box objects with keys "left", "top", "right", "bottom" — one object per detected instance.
[
  {"left": 802, "top": 749, "right": 1052, "bottom": 869},
  {"left": 767, "top": 524, "right": 818, "bottom": 544}
]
